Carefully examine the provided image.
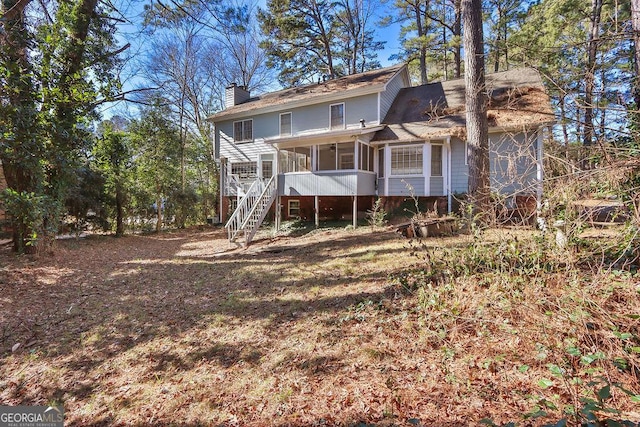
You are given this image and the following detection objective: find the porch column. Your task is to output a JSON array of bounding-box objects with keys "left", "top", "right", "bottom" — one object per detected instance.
[
  {"left": 315, "top": 196, "right": 320, "bottom": 228},
  {"left": 220, "top": 157, "right": 227, "bottom": 223},
  {"left": 352, "top": 195, "right": 357, "bottom": 228},
  {"left": 276, "top": 195, "right": 282, "bottom": 231}
]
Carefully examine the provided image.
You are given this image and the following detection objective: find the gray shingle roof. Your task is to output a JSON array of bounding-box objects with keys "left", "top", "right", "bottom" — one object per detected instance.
[
  {"left": 373, "top": 67, "right": 554, "bottom": 142},
  {"left": 209, "top": 63, "right": 407, "bottom": 121}
]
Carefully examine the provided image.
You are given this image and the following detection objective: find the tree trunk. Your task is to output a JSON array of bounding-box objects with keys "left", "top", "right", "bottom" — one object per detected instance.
[
  {"left": 156, "top": 196, "right": 162, "bottom": 233},
  {"left": 462, "top": 0, "right": 491, "bottom": 225},
  {"left": 0, "top": 0, "right": 39, "bottom": 253},
  {"left": 583, "top": 0, "right": 603, "bottom": 147},
  {"left": 453, "top": 0, "right": 462, "bottom": 78},
  {"left": 414, "top": 2, "right": 428, "bottom": 84},
  {"left": 115, "top": 184, "right": 124, "bottom": 237},
  {"left": 632, "top": 0, "right": 640, "bottom": 131}
]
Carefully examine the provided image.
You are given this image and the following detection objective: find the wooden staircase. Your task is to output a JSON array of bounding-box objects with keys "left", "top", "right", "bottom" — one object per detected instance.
[{"left": 225, "top": 176, "right": 277, "bottom": 246}]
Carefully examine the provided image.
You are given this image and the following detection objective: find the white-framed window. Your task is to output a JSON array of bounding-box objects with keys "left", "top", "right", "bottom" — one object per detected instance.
[
  {"left": 288, "top": 199, "right": 301, "bottom": 217},
  {"left": 339, "top": 153, "right": 354, "bottom": 170},
  {"left": 317, "top": 142, "right": 355, "bottom": 171},
  {"left": 431, "top": 144, "right": 443, "bottom": 177},
  {"left": 330, "top": 103, "right": 345, "bottom": 130},
  {"left": 231, "top": 162, "right": 258, "bottom": 179},
  {"left": 378, "top": 148, "right": 385, "bottom": 178},
  {"left": 233, "top": 119, "right": 253, "bottom": 142},
  {"left": 261, "top": 160, "right": 273, "bottom": 179},
  {"left": 279, "top": 147, "right": 311, "bottom": 173},
  {"left": 391, "top": 145, "right": 423, "bottom": 175},
  {"left": 280, "top": 112, "right": 292, "bottom": 136}
]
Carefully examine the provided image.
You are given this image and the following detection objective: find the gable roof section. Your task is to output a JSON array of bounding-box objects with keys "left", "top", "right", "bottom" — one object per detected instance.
[
  {"left": 373, "top": 67, "right": 555, "bottom": 142},
  {"left": 208, "top": 63, "right": 408, "bottom": 122}
]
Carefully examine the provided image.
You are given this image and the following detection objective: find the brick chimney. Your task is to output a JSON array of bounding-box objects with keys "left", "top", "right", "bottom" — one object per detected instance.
[{"left": 225, "top": 84, "right": 251, "bottom": 109}]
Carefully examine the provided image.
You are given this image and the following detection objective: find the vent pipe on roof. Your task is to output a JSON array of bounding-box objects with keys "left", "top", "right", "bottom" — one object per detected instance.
[{"left": 225, "top": 83, "right": 251, "bottom": 109}]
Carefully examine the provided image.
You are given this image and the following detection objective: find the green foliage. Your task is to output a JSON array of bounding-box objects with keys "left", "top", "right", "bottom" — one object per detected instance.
[
  {"left": 64, "top": 165, "right": 109, "bottom": 232},
  {"left": 0, "top": 189, "right": 56, "bottom": 253},
  {"left": 167, "top": 187, "right": 199, "bottom": 228},
  {"left": 127, "top": 102, "right": 181, "bottom": 232},
  {"left": 93, "top": 121, "right": 132, "bottom": 235},
  {"left": 258, "top": 0, "right": 383, "bottom": 86},
  {"left": 0, "top": 0, "right": 123, "bottom": 252}
]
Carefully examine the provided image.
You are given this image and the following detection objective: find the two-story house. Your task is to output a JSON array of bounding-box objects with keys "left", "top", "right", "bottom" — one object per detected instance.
[{"left": 209, "top": 64, "right": 554, "bottom": 245}]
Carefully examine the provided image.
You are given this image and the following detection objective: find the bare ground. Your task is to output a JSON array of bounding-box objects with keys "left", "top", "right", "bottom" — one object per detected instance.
[{"left": 0, "top": 226, "right": 638, "bottom": 426}]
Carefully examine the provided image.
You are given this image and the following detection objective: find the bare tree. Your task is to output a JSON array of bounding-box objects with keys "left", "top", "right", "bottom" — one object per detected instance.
[
  {"left": 462, "top": 0, "right": 490, "bottom": 223},
  {"left": 334, "top": 0, "right": 383, "bottom": 74},
  {"left": 583, "top": 0, "right": 604, "bottom": 146},
  {"left": 632, "top": 0, "right": 640, "bottom": 127}
]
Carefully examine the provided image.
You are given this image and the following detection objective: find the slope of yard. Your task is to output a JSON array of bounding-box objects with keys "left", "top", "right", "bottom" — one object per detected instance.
[{"left": 0, "top": 226, "right": 638, "bottom": 426}]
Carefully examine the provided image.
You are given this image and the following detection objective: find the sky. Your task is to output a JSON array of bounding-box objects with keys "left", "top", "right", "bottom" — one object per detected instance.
[{"left": 101, "top": 0, "right": 403, "bottom": 118}]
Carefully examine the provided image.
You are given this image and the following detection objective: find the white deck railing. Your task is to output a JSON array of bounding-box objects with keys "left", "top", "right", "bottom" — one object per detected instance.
[
  {"left": 225, "top": 178, "right": 262, "bottom": 242},
  {"left": 225, "top": 176, "right": 277, "bottom": 246}
]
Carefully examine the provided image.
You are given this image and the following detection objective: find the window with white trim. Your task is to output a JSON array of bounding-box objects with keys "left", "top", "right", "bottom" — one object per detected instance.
[
  {"left": 288, "top": 200, "right": 300, "bottom": 217},
  {"left": 339, "top": 153, "right": 354, "bottom": 170},
  {"left": 358, "top": 143, "right": 374, "bottom": 171},
  {"left": 261, "top": 161, "right": 273, "bottom": 179},
  {"left": 431, "top": 145, "right": 443, "bottom": 177},
  {"left": 233, "top": 119, "right": 253, "bottom": 142},
  {"left": 280, "top": 112, "right": 292, "bottom": 136},
  {"left": 279, "top": 147, "right": 311, "bottom": 173},
  {"left": 330, "top": 103, "right": 345, "bottom": 130},
  {"left": 391, "top": 146, "right": 423, "bottom": 175},
  {"left": 231, "top": 162, "right": 257, "bottom": 179}
]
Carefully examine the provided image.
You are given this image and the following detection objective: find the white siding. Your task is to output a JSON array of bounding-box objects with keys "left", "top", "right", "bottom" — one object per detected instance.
[
  {"left": 217, "top": 121, "right": 276, "bottom": 163},
  {"left": 447, "top": 131, "right": 540, "bottom": 196},
  {"left": 489, "top": 131, "right": 539, "bottom": 195},
  {"left": 279, "top": 171, "right": 376, "bottom": 196},
  {"left": 380, "top": 72, "right": 408, "bottom": 121},
  {"left": 388, "top": 177, "right": 424, "bottom": 196},
  {"left": 216, "top": 93, "right": 381, "bottom": 164},
  {"left": 430, "top": 177, "right": 444, "bottom": 196},
  {"left": 450, "top": 137, "right": 468, "bottom": 194}
]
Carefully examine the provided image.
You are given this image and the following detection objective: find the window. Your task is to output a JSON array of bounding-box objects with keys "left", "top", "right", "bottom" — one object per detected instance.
[
  {"left": 233, "top": 119, "right": 253, "bottom": 142},
  {"left": 261, "top": 161, "right": 273, "bottom": 179},
  {"left": 317, "top": 142, "right": 354, "bottom": 171},
  {"left": 337, "top": 142, "right": 355, "bottom": 170},
  {"left": 317, "top": 143, "right": 336, "bottom": 171},
  {"left": 378, "top": 148, "right": 385, "bottom": 178},
  {"left": 330, "top": 103, "right": 345, "bottom": 130},
  {"left": 280, "top": 112, "right": 292, "bottom": 136},
  {"left": 391, "top": 146, "right": 423, "bottom": 175},
  {"left": 231, "top": 162, "right": 257, "bottom": 179},
  {"left": 431, "top": 145, "right": 443, "bottom": 177},
  {"left": 358, "top": 143, "right": 375, "bottom": 171},
  {"left": 279, "top": 147, "right": 311, "bottom": 173},
  {"left": 288, "top": 200, "right": 300, "bottom": 217},
  {"left": 339, "top": 153, "right": 354, "bottom": 170}
]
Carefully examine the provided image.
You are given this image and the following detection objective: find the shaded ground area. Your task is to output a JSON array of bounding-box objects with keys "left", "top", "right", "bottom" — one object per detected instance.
[{"left": 0, "top": 226, "right": 638, "bottom": 426}]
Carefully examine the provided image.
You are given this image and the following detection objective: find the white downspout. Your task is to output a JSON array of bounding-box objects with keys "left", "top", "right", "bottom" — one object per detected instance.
[{"left": 536, "top": 127, "right": 545, "bottom": 231}]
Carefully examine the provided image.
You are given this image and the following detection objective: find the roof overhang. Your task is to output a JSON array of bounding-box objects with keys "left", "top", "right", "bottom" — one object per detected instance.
[
  {"left": 208, "top": 86, "right": 386, "bottom": 123},
  {"left": 268, "top": 126, "right": 385, "bottom": 149},
  {"left": 370, "top": 120, "right": 555, "bottom": 145}
]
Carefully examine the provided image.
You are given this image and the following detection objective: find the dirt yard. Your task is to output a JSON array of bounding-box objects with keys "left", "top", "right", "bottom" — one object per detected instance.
[{"left": 0, "top": 226, "right": 638, "bottom": 426}]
